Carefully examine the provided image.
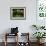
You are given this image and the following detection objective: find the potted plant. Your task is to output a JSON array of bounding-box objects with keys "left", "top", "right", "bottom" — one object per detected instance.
[{"left": 33, "top": 32, "right": 46, "bottom": 43}]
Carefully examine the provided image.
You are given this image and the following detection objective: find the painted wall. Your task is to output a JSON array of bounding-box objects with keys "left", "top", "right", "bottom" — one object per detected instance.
[{"left": 0, "top": 0, "right": 37, "bottom": 42}]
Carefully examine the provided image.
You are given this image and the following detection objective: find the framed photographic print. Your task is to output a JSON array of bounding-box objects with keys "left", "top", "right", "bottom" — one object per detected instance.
[
  {"left": 36, "top": 0, "right": 46, "bottom": 26},
  {"left": 37, "top": 0, "right": 46, "bottom": 18},
  {"left": 10, "top": 7, "right": 26, "bottom": 20}
]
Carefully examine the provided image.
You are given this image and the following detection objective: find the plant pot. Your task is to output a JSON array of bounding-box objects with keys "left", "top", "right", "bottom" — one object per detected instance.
[
  {"left": 37, "top": 39, "right": 45, "bottom": 44},
  {"left": 40, "top": 38, "right": 45, "bottom": 43}
]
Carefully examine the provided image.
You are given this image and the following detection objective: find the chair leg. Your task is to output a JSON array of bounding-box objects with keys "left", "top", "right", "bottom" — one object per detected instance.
[{"left": 4, "top": 40, "right": 7, "bottom": 46}]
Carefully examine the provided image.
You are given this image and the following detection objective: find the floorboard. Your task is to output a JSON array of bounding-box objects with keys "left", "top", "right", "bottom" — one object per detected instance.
[{"left": 0, "top": 42, "right": 46, "bottom": 46}]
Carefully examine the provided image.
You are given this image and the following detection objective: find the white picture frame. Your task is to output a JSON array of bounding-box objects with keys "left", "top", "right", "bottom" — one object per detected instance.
[{"left": 10, "top": 7, "right": 26, "bottom": 20}]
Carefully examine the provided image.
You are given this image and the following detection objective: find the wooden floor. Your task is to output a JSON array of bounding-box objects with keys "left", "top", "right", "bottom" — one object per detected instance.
[{"left": 0, "top": 42, "right": 46, "bottom": 46}]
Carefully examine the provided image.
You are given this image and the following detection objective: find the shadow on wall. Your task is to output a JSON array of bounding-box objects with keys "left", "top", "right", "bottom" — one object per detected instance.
[
  {"left": 2, "top": 28, "right": 11, "bottom": 34},
  {"left": 2, "top": 27, "right": 18, "bottom": 34}
]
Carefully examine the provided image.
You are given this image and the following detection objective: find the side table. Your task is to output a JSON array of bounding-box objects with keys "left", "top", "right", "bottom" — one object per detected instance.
[{"left": 4, "top": 33, "right": 18, "bottom": 46}]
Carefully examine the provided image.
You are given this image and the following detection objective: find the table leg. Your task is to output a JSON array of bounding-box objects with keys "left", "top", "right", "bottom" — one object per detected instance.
[{"left": 4, "top": 34, "right": 7, "bottom": 46}]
